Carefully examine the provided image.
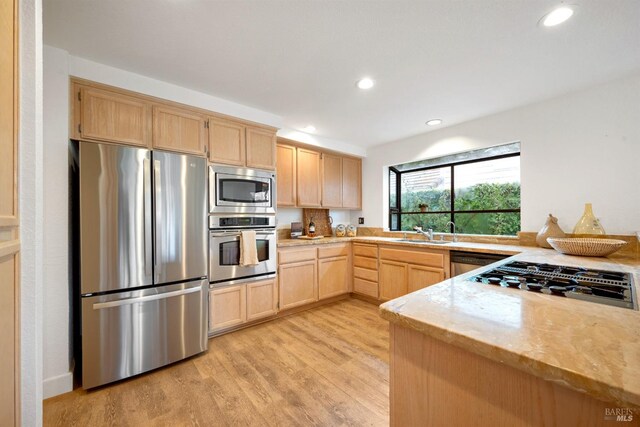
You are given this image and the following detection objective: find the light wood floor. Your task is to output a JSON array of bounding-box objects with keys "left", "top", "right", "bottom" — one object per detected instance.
[{"left": 44, "top": 298, "right": 390, "bottom": 426}]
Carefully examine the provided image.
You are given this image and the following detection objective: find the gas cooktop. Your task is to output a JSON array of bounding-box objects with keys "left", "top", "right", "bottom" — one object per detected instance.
[{"left": 471, "top": 260, "right": 635, "bottom": 310}]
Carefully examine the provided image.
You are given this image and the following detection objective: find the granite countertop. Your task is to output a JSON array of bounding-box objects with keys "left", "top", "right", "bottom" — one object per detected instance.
[{"left": 380, "top": 250, "right": 640, "bottom": 408}]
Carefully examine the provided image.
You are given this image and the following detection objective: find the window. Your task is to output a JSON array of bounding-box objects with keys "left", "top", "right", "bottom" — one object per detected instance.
[{"left": 389, "top": 144, "right": 520, "bottom": 235}]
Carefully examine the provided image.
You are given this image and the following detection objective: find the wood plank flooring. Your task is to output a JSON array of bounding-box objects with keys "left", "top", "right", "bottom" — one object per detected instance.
[{"left": 43, "top": 298, "right": 390, "bottom": 426}]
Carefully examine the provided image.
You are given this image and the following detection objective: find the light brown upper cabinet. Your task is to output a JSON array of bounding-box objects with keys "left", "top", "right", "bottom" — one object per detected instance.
[
  {"left": 342, "top": 157, "right": 362, "bottom": 209},
  {"left": 276, "top": 141, "right": 363, "bottom": 209},
  {"left": 296, "top": 148, "right": 322, "bottom": 207},
  {"left": 208, "top": 118, "right": 245, "bottom": 166},
  {"left": 209, "top": 117, "right": 276, "bottom": 170},
  {"left": 76, "top": 85, "right": 151, "bottom": 147},
  {"left": 152, "top": 105, "right": 207, "bottom": 156},
  {"left": 322, "top": 155, "right": 361, "bottom": 209},
  {"left": 276, "top": 144, "right": 296, "bottom": 207},
  {"left": 246, "top": 127, "right": 276, "bottom": 169},
  {"left": 321, "top": 153, "right": 343, "bottom": 208}
]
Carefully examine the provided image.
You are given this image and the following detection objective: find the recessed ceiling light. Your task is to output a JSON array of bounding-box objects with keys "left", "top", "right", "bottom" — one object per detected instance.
[
  {"left": 302, "top": 125, "right": 316, "bottom": 133},
  {"left": 426, "top": 119, "right": 442, "bottom": 126},
  {"left": 356, "top": 77, "right": 374, "bottom": 90},
  {"left": 541, "top": 6, "right": 574, "bottom": 27}
]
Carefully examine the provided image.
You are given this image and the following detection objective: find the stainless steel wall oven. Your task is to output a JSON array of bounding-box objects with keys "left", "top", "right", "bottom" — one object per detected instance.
[{"left": 208, "top": 214, "right": 277, "bottom": 286}]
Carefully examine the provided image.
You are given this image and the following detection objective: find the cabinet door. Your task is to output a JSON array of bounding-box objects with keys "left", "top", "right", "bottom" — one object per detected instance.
[
  {"left": 321, "top": 153, "right": 343, "bottom": 208},
  {"left": 152, "top": 106, "right": 206, "bottom": 156},
  {"left": 407, "top": 264, "right": 445, "bottom": 293},
  {"left": 80, "top": 86, "right": 151, "bottom": 147},
  {"left": 279, "top": 260, "right": 317, "bottom": 310},
  {"left": 379, "top": 260, "right": 408, "bottom": 301},
  {"left": 342, "top": 157, "right": 362, "bottom": 209},
  {"left": 209, "top": 118, "right": 246, "bottom": 166},
  {"left": 209, "top": 285, "right": 246, "bottom": 332},
  {"left": 0, "top": 2, "right": 19, "bottom": 422},
  {"left": 318, "top": 256, "right": 349, "bottom": 300},
  {"left": 276, "top": 144, "right": 296, "bottom": 207},
  {"left": 296, "top": 148, "right": 322, "bottom": 207},
  {"left": 246, "top": 127, "right": 276, "bottom": 170},
  {"left": 246, "top": 279, "right": 277, "bottom": 321}
]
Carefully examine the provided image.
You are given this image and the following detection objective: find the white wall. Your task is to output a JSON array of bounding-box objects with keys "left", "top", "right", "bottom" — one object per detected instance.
[
  {"left": 361, "top": 73, "right": 640, "bottom": 235},
  {"left": 20, "top": 0, "right": 44, "bottom": 424},
  {"left": 42, "top": 46, "right": 72, "bottom": 399},
  {"left": 69, "top": 56, "right": 283, "bottom": 129},
  {"left": 277, "top": 128, "right": 366, "bottom": 158}
]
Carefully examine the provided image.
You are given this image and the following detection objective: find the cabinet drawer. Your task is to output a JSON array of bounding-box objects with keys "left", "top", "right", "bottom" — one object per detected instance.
[
  {"left": 318, "top": 244, "right": 349, "bottom": 259},
  {"left": 379, "top": 247, "right": 444, "bottom": 268},
  {"left": 354, "top": 266, "right": 378, "bottom": 282},
  {"left": 354, "top": 255, "right": 377, "bottom": 270},
  {"left": 278, "top": 247, "right": 316, "bottom": 264},
  {"left": 353, "top": 244, "right": 378, "bottom": 258},
  {"left": 353, "top": 278, "right": 378, "bottom": 298}
]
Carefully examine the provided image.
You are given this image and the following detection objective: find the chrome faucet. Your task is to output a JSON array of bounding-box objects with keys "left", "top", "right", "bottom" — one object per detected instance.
[
  {"left": 445, "top": 221, "right": 458, "bottom": 242},
  {"left": 413, "top": 226, "right": 434, "bottom": 241}
]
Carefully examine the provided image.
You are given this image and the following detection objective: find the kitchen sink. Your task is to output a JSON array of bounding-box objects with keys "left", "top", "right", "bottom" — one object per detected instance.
[{"left": 392, "top": 238, "right": 450, "bottom": 245}]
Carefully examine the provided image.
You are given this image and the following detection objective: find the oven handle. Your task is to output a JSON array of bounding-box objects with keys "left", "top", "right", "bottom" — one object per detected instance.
[{"left": 210, "top": 229, "right": 275, "bottom": 237}]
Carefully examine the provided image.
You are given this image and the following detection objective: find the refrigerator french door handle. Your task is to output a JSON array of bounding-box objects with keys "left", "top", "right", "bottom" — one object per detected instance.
[
  {"left": 153, "top": 158, "right": 161, "bottom": 281},
  {"left": 143, "top": 158, "right": 152, "bottom": 278},
  {"left": 92, "top": 286, "right": 201, "bottom": 310}
]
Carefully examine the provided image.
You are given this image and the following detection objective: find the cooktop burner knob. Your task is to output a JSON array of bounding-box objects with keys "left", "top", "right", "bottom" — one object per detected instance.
[
  {"left": 549, "top": 286, "right": 567, "bottom": 296},
  {"left": 505, "top": 280, "right": 521, "bottom": 288},
  {"left": 487, "top": 277, "right": 502, "bottom": 285},
  {"left": 526, "top": 283, "right": 543, "bottom": 292}
]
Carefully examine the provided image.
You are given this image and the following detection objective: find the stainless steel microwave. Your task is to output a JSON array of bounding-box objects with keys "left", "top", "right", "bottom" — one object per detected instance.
[{"left": 209, "top": 164, "right": 276, "bottom": 214}]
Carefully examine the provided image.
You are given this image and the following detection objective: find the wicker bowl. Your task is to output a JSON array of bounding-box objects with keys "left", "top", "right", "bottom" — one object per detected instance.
[{"left": 546, "top": 237, "right": 627, "bottom": 257}]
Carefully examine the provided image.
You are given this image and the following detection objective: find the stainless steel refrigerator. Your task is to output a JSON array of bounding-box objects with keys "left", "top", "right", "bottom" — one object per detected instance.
[{"left": 77, "top": 141, "right": 208, "bottom": 389}]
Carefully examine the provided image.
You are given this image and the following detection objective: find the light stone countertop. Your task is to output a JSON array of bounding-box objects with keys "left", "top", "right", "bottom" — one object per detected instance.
[
  {"left": 277, "top": 235, "right": 525, "bottom": 255},
  {"left": 380, "top": 250, "right": 640, "bottom": 408}
]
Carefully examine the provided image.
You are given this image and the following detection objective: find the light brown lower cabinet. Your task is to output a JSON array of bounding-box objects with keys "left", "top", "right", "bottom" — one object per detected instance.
[
  {"left": 318, "top": 256, "right": 349, "bottom": 299},
  {"left": 407, "top": 264, "right": 445, "bottom": 293},
  {"left": 379, "top": 246, "right": 449, "bottom": 301},
  {"left": 278, "top": 243, "right": 351, "bottom": 311},
  {"left": 352, "top": 243, "right": 379, "bottom": 298},
  {"left": 209, "top": 278, "right": 277, "bottom": 333},
  {"left": 379, "top": 260, "right": 408, "bottom": 301},
  {"left": 246, "top": 279, "right": 278, "bottom": 321},
  {"left": 279, "top": 260, "right": 317, "bottom": 310},
  {"left": 209, "top": 285, "right": 246, "bottom": 332}
]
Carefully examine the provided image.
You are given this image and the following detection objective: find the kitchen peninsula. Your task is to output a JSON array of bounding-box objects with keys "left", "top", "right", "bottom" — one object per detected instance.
[{"left": 380, "top": 250, "right": 640, "bottom": 426}]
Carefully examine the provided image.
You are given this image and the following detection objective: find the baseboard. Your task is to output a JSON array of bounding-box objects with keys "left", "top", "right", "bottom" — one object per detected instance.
[{"left": 43, "top": 371, "right": 73, "bottom": 399}]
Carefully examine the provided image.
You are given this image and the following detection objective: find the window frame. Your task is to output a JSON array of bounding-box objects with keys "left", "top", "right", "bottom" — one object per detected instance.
[{"left": 389, "top": 152, "right": 521, "bottom": 234}]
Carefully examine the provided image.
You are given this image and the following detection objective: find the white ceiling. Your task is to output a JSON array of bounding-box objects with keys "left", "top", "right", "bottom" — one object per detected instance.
[{"left": 44, "top": 0, "right": 640, "bottom": 148}]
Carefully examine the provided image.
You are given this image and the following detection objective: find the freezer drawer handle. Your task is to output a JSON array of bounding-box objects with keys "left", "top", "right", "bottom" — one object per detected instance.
[{"left": 92, "top": 286, "right": 201, "bottom": 310}]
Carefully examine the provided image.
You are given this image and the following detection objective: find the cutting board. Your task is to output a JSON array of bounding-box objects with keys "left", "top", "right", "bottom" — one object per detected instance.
[{"left": 297, "top": 235, "right": 325, "bottom": 240}]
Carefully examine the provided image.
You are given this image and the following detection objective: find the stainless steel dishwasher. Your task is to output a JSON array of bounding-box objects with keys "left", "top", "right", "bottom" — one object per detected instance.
[{"left": 450, "top": 251, "right": 510, "bottom": 277}]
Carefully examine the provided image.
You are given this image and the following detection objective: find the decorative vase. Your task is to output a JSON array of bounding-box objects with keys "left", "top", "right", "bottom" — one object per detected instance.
[
  {"left": 573, "top": 203, "right": 606, "bottom": 235},
  {"left": 536, "top": 213, "right": 566, "bottom": 248}
]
